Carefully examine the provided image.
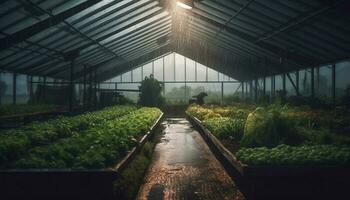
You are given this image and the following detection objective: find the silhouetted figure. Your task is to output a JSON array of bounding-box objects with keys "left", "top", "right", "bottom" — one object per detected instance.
[{"left": 189, "top": 92, "right": 208, "bottom": 105}]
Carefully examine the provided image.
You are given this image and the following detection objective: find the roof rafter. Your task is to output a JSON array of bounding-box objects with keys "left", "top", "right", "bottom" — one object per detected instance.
[{"left": 0, "top": 0, "right": 102, "bottom": 50}]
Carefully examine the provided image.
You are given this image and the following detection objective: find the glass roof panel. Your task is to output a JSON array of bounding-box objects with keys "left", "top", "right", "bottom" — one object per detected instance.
[
  {"left": 112, "top": 27, "right": 171, "bottom": 53},
  {"left": 0, "top": 12, "right": 48, "bottom": 34},
  {"left": 48, "top": 0, "right": 87, "bottom": 15},
  {"left": 68, "top": 0, "right": 134, "bottom": 26},
  {"left": 86, "top": 3, "right": 160, "bottom": 39},
  {"left": 66, "top": 0, "right": 124, "bottom": 23},
  {"left": 0, "top": 1, "right": 18, "bottom": 16},
  {"left": 104, "top": 18, "right": 171, "bottom": 47},
  {"left": 99, "top": 11, "right": 169, "bottom": 44}
]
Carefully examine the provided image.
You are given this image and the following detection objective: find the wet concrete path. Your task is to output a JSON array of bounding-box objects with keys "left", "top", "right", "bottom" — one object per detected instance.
[{"left": 137, "top": 118, "right": 244, "bottom": 200}]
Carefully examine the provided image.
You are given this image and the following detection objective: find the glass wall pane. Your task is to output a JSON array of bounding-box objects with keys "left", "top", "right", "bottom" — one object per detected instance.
[
  {"left": 275, "top": 74, "right": 283, "bottom": 92},
  {"left": 46, "top": 77, "right": 54, "bottom": 84},
  {"left": 107, "top": 75, "right": 121, "bottom": 82},
  {"left": 204, "top": 83, "right": 222, "bottom": 104},
  {"left": 224, "top": 74, "right": 232, "bottom": 81},
  {"left": 164, "top": 53, "right": 174, "bottom": 81},
  {"left": 245, "top": 81, "right": 250, "bottom": 100},
  {"left": 265, "top": 76, "right": 272, "bottom": 100},
  {"left": 175, "top": 53, "right": 185, "bottom": 81},
  {"left": 31, "top": 76, "right": 40, "bottom": 98},
  {"left": 207, "top": 67, "right": 218, "bottom": 81},
  {"left": 16, "top": 74, "right": 29, "bottom": 104},
  {"left": 117, "top": 83, "right": 140, "bottom": 103},
  {"left": 196, "top": 63, "right": 206, "bottom": 81},
  {"left": 132, "top": 67, "right": 142, "bottom": 82},
  {"left": 122, "top": 71, "right": 132, "bottom": 82},
  {"left": 185, "top": 58, "right": 196, "bottom": 81},
  {"left": 164, "top": 82, "right": 223, "bottom": 105},
  {"left": 286, "top": 72, "right": 297, "bottom": 96},
  {"left": 257, "top": 78, "right": 264, "bottom": 98},
  {"left": 100, "top": 83, "right": 115, "bottom": 90},
  {"left": 223, "top": 82, "right": 241, "bottom": 104},
  {"left": 164, "top": 83, "right": 186, "bottom": 104},
  {"left": 75, "top": 84, "right": 83, "bottom": 106},
  {"left": 153, "top": 58, "right": 163, "bottom": 81},
  {"left": 0, "top": 72, "right": 13, "bottom": 105},
  {"left": 299, "top": 68, "right": 312, "bottom": 96},
  {"left": 335, "top": 61, "right": 350, "bottom": 102},
  {"left": 218, "top": 73, "right": 224, "bottom": 81},
  {"left": 143, "top": 63, "right": 152, "bottom": 79},
  {"left": 316, "top": 65, "right": 332, "bottom": 102}
]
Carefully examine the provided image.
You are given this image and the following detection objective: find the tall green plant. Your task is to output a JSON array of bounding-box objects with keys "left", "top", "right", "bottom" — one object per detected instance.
[
  {"left": 138, "top": 74, "right": 164, "bottom": 107},
  {"left": 241, "top": 107, "right": 301, "bottom": 147}
]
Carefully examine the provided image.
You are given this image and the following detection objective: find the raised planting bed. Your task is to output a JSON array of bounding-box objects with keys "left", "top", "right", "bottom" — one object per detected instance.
[
  {"left": 0, "top": 110, "right": 163, "bottom": 200},
  {"left": 187, "top": 113, "right": 350, "bottom": 200},
  {"left": 0, "top": 104, "right": 61, "bottom": 117},
  {"left": 0, "top": 105, "right": 137, "bottom": 166},
  {"left": 0, "top": 109, "right": 68, "bottom": 129}
]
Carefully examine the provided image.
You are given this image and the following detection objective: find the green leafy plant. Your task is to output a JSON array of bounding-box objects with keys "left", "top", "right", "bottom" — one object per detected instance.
[
  {"left": 138, "top": 74, "right": 164, "bottom": 108},
  {"left": 8, "top": 107, "right": 161, "bottom": 169},
  {"left": 241, "top": 107, "right": 300, "bottom": 148},
  {"left": 236, "top": 144, "right": 350, "bottom": 166},
  {"left": 0, "top": 105, "right": 136, "bottom": 167},
  {"left": 187, "top": 104, "right": 350, "bottom": 168},
  {"left": 203, "top": 117, "right": 245, "bottom": 140}
]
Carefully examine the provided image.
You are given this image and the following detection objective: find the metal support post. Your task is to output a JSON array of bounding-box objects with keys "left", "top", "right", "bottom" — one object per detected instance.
[
  {"left": 184, "top": 56, "right": 187, "bottom": 102},
  {"left": 241, "top": 81, "right": 244, "bottom": 101},
  {"left": 141, "top": 65, "right": 143, "bottom": 80},
  {"left": 131, "top": 69, "right": 133, "bottom": 83},
  {"left": 332, "top": 63, "right": 336, "bottom": 106},
  {"left": 254, "top": 79, "right": 258, "bottom": 102},
  {"left": 162, "top": 57, "right": 165, "bottom": 82},
  {"left": 272, "top": 75, "right": 275, "bottom": 98},
  {"left": 282, "top": 73, "right": 286, "bottom": 94},
  {"left": 43, "top": 76, "right": 47, "bottom": 103},
  {"left": 29, "top": 75, "right": 33, "bottom": 101},
  {"left": 94, "top": 69, "right": 97, "bottom": 108},
  {"left": 195, "top": 62, "right": 197, "bottom": 81},
  {"left": 88, "top": 71, "right": 92, "bottom": 108},
  {"left": 83, "top": 65, "right": 87, "bottom": 108},
  {"left": 221, "top": 82, "right": 224, "bottom": 105},
  {"left": 263, "top": 77, "right": 266, "bottom": 96},
  {"left": 296, "top": 70, "right": 300, "bottom": 96},
  {"left": 174, "top": 53, "right": 176, "bottom": 81},
  {"left": 69, "top": 60, "right": 74, "bottom": 112},
  {"left": 184, "top": 56, "right": 186, "bottom": 82},
  {"left": 206, "top": 67, "right": 208, "bottom": 82},
  {"left": 152, "top": 61, "right": 154, "bottom": 76},
  {"left": 13, "top": 73, "right": 16, "bottom": 105},
  {"left": 311, "top": 67, "right": 315, "bottom": 98},
  {"left": 316, "top": 67, "right": 320, "bottom": 95}
]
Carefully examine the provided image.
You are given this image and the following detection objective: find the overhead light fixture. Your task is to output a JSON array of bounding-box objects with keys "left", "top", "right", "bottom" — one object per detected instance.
[{"left": 176, "top": 1, "right": 193, "bottom": 10}]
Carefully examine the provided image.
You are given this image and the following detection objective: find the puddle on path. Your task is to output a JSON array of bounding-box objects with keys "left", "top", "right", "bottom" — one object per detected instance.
[{"left": 137, "top": 118, "right": 244, "bottom": 200}]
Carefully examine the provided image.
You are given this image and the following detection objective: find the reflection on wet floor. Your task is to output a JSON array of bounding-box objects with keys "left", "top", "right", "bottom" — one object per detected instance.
[{"left": 137, "top": 118, "right": 244, "bottom": 200}]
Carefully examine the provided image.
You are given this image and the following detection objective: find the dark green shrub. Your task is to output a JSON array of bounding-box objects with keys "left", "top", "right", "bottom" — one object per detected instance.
[
  {"left": 241, "top": 107, "right": 301, "bottom": 147},
  {"left": 138, "top": 74, "right": 164, "bottom": 108}
]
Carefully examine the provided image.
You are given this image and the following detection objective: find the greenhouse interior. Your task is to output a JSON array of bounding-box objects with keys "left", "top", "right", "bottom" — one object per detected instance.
[{"left": 0, "top": 0, "right": 349, "bottom": 199}]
